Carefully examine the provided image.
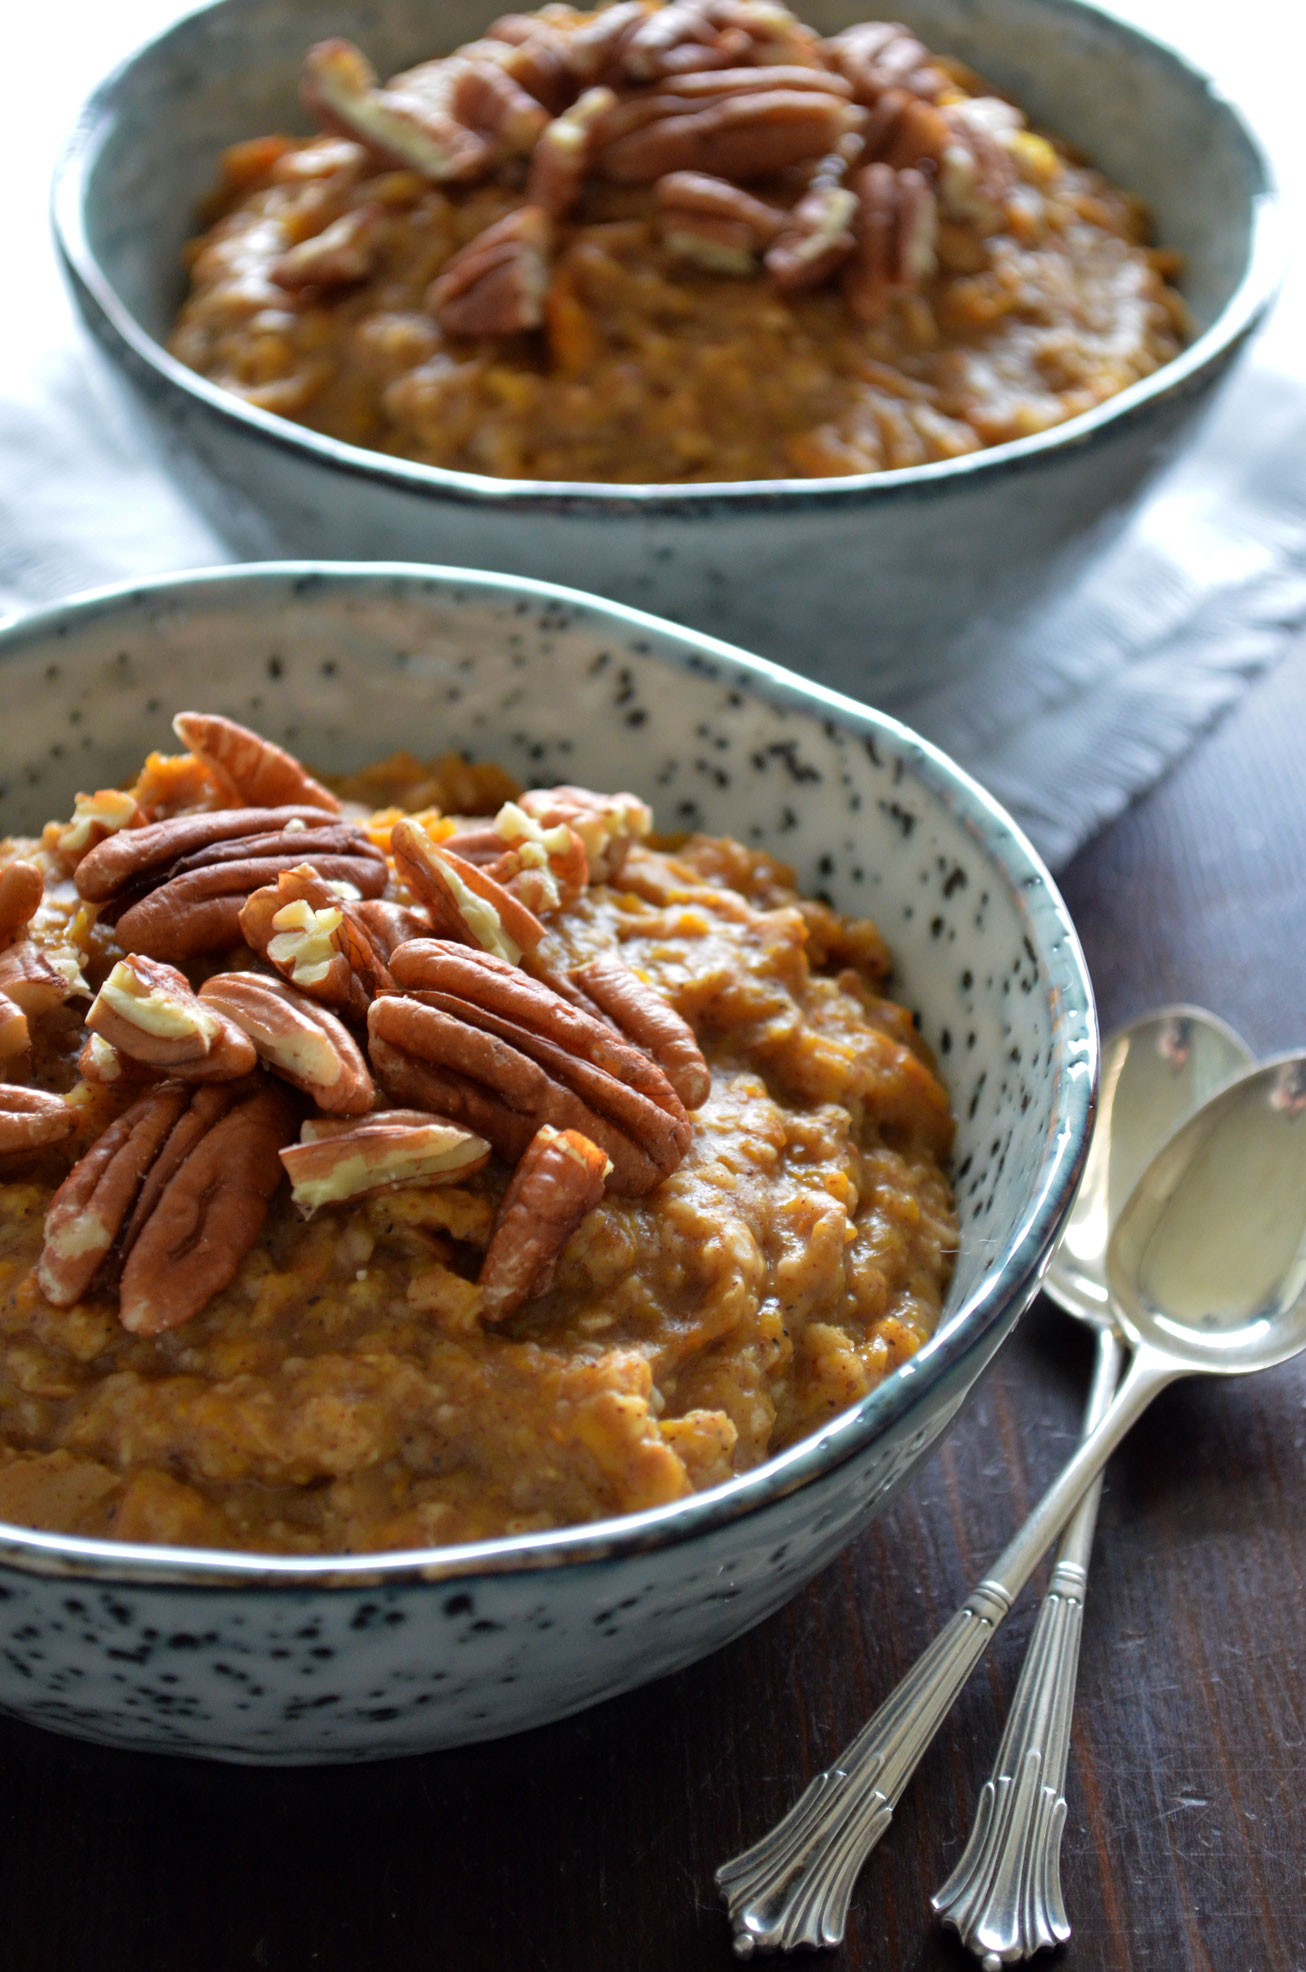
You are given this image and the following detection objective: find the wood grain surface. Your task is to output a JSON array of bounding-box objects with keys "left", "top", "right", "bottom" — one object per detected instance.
[{"left": 2, "top": 648, "right": 1303, "bottom": 1972}]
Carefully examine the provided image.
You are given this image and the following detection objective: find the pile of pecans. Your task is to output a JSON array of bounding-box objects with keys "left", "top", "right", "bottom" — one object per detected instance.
[
  {"left": 0, "top": 713, "right": 709, "bottom": 1337},
  {"left": 286, "top": 0, "right": 1023, "bottom": 334}
]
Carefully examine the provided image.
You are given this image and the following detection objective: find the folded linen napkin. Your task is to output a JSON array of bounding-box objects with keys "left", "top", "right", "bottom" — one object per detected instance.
[{"left": 2, "top": 0, "right": 1304, "bottom": 872}]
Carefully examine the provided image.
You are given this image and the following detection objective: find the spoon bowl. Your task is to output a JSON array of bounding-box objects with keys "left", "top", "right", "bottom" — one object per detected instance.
[
  {"left": 1047, "top": 1006, "right": 1254, "bottom": 1330},
  {"left": 1108, "top": 1053, "right": 1306, "bottom": 1375}
]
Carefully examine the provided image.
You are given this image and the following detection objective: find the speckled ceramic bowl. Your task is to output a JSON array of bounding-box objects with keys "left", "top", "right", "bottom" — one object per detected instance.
[
  {"left": 0, "top": 564, "right": 1094, "bottom": 1762},
  {"left": 52, "top": 0, "right": 1279, "bottom": 704}
]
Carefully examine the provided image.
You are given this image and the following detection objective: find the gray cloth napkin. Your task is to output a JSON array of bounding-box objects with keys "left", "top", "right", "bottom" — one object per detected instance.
[{"left": 2, "top": 0, "right": 1304, "bottom": 872}]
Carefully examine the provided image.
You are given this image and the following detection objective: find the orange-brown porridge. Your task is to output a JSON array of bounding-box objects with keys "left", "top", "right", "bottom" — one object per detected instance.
[
  {"left": 169, "top": 2, "right": 1187, "bottom": 482},
  {"left": 0, "top": 713, "right": 955, "bottom": 1555}
]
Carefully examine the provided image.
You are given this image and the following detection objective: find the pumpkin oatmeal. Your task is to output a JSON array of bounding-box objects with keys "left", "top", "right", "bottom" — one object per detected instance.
[
  {"left": 0, "top": 712, "right": 955, "bottom": 1555},
  {"left": 169, "top": 2, "right": 1187, "bottom": 483}
]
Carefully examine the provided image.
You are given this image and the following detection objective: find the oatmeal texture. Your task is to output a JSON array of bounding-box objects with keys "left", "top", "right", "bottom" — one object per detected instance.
[
  {"left": 0, "top": 730, "right": 955, "bottom": 1555},
  {"left": 168, "top": 2, "right": 1187, "bottom": 483}
]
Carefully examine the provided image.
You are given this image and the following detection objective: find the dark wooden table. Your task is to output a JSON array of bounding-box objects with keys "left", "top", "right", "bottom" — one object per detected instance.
[{"left": 3, "top": 647, "right": 1303, "bottom": 1972}]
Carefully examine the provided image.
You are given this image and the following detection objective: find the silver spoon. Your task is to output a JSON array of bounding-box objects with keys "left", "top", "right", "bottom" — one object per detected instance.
[
  {"left": 934, "top": 1007, "right": 1253, "bottom": 1968},
  {"left": 718, "top": 1051, "right": 1306, "bottom": 1958}
]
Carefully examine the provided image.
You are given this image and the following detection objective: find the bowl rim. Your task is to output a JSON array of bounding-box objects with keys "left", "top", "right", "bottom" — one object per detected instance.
[
  {"left": 0, "top": 560, "right": 1097, "bottom": 1588},
  {"left": 50, "top": 0, "right": 1284, "bottom": 517}
]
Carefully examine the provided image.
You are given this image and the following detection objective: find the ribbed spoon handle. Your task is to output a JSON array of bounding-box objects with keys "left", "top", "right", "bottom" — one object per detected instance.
[{"left": 932, "top": 1324, "right": 1126, "bottom": 1968}]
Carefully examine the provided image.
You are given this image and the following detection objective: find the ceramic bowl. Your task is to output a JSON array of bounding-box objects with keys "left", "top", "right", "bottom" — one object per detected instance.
[
  {"left": 52, "top": 0, "right": 1279, "bottom": 705},
  {"left": 0, "top": 563, "right": 1095, "bottom": 1762}
]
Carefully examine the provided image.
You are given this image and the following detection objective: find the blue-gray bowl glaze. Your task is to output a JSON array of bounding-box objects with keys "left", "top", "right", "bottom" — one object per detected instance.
[
  {"left": 0, "top": 564, "right": 1095, "bottom": 1761},
  {"left": 51, "top": 0, "right": 1281, "bottom": 704}
]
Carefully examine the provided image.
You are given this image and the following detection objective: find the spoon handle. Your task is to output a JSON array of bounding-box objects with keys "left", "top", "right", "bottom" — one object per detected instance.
[
  {"left": 931, "top": 1324, "right": 1127, "bottom": 1968},
  {"left": 717, "top": 1346, "right": 1176, "bottom": 1957}
]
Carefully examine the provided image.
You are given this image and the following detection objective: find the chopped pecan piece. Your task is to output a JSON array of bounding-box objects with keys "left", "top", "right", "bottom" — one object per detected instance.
[
  {"left": 527, "top": 87, "right": 617, "bottom": 217},
  {"left": 439, "top": 805, "right": 589, "bottom": 914},
  {"left": 0, "top": 997, "right": 29, "bottom": 1061},
  {"left": 303, "top": 38, "right": 545, "bottom": 180},
  {"left": 0, "top": 861, "right": 44, "bottom": 946},
  {"left": 270, "top": 203, "right": 385, "bottom": 291},
  {"left": 844, "top": 161, "right": 937, "bottom": 322},
  {"left": 592, "top": 67, "right": 853, "bottom": 183},
  {"left": 657, "top": 171, "right": 785, "bottom": 272},
  {"left": 172, "top": 712, "right": 340, "bottom": 814},
  {"left": 75, "top": 806, "right": 386, "bottom": 963},
  {"left": 390, "top": 818, "right": 545, "bottom": 963},
  {"left": 38, "top": 1081, "right": 193, "bottom": 1308},
  {"left": 517, "top": 784, "right": 652, "bottom": 881},
  {"left": 0, "top": 1085, "right": 75, "bottom": 1154},
  {"left": 825, "top": 21, "right": 946, "bottom": 106},
  {"left": 936, "top": 99, "right": 1017, "bottom": 227},
  {"left": 239, "top": 865, "right": 393, "bottom": 1018},
  {"left": 51, "top": 789, "right": 140, "bottom": 869},
  {"left": 0, "top": 934, "right": 83, "bottom": 1064},
  {"left": 198, "top": 973, "right": 374, "bottom": 1115},
  {"left": 571, "top": 951, "right": 710, "bottom": 1108},
  {"left": 426, "top": 206, "right": 553, "bottom": 336},
  {"left": 86, "top": 955, "right": 257, "bottom": 1081},
  {"left": 76, "top": 1033, "right": 138, "bottom": 1087},
  {"left": 860, "top": 89, "right": 1014, "bottom": 227},
  {"left": 117, "top": 1082, "right": 298, "bottom": 1336},
  {"left": 0, "top": 939, "right": 86, "bottom": 1060},
  {"left": 479, "top": 1124, "right": 611, "bottom": 1322},
  {"left": 280, "top": 1109, "right": 490, "bottom": 1212}
]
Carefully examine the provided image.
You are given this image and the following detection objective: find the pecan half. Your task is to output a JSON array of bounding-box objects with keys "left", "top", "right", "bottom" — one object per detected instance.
[
  {"left": 375, "top": 941, "right": 689, "bottom": 1193},
  {"left": 76, "top": 807, "right": 386, "bottom": 963},
  {"left": 517, "top": 785, "right": 652, "bottom": 881},
  {"left": 479, "top": 1124, "right": 610, "bottom": 1322},
  {"left": 765, "top": 140, "right": 860, "bottom": 289},
  {"left": 302, "top": 38, "right": 546, "bottom": 180},
  {"left": 280, "top": 1109, "right": 490, "bottom": 1212},
  {"left": 85, "top": 955, "right": 257, "bottom": 1081},
  {"left": 426, "top": 206, "right": 552, "bottom": 336},
  {"left": 368, "top": 1036, "right": 539, "bottom": 1165},
  {"left": 117, "top": 1082, "right": 298, "bottom": 1336},
  {"left": 0, "top": 861, "right": 44, "bottom": 947},
  {"left": 51, "top": 789, "right": 140, "bottom": 869},
  {"left": 592, "top": 68, "right": 853, "bottom": 183},
  {"left": 844, "top": 161, "right": 937, "bottom": 322},
  {"left": 172, "top": 712, "right": 340, "bottom": 814},
  {"left": 39, "top": 1081, "right": 193, "bottom": 1307},
  {"left": 657, "top": 171, "right": 785, "bottom": 272},
  {"left": 614, "top": 0, "right": 825, "bottom": 81},
  {"left": 76, "top": 806, "right": 356, "bottom": 903},
  {"left": 825, "top": 21, "right": 946, "bottom": 106},
  {"left": 527, "top": 87, "right": 617, "bottom": 217},
  {"left": 239, "top": 865, "right": 393, "bottom": 1018},
  {"left": 198, "top": 972, "right": 374, "bottom": 1115},
  {"left": 485, "top": 12, "right": 583, "bottom": 111},
  {"left": 370, "top": 993, "right": 671, "bottom": 1191},
  {"left": 860, "top": 90, "right": 1014, "bottom": 227},
  {"left": 352, "top": 898, "right": 435, "bottom": 960},
  {"left": 571, "top": 951, "right": 710, "bottom": 1109},
  {"left": 0, "top": 1085, "right": 75, "bottom": 1154},
  {"left": 390, "top": 818, "right": 545, "bottom": 963}
]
